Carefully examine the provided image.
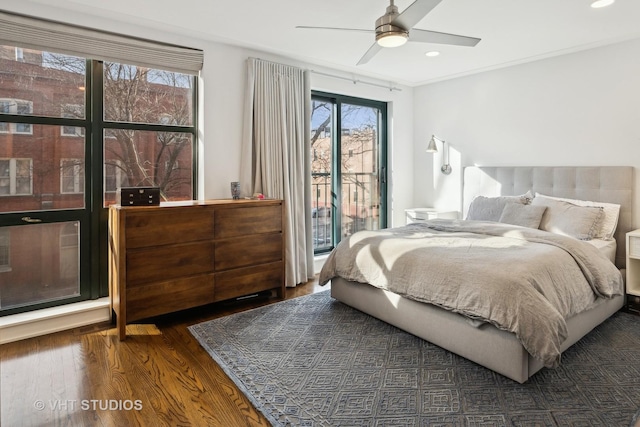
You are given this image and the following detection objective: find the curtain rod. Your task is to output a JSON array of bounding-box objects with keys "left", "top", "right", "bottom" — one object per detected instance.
[
  {"left": 248, "top": 57, "right": 402, "bottom": 92},
  {"left": 309, "top": 70, "right": 402, "bottom": 92}
]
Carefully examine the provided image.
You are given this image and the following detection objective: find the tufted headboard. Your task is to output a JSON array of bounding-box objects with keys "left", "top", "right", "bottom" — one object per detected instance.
[{"left": 463, "top": 166, "right": 634, "bottom": 269}]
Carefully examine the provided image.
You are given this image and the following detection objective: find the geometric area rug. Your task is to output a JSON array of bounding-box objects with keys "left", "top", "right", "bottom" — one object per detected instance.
[{"left": 189, "top": 290, "right": 640, "bottom": 427}]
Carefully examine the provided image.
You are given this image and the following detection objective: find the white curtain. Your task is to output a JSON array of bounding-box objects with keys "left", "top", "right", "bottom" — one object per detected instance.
[{"left": 240, "top": 58, "right": 314, "bottom": 287}]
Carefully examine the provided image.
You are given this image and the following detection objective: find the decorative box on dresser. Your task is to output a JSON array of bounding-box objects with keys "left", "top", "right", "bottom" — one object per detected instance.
[
  {"left": 627, "top": 229, "right": 640, "bottom": 315},
  {"left": 109, "top": 199, "right": 285, "bottom": 339}
]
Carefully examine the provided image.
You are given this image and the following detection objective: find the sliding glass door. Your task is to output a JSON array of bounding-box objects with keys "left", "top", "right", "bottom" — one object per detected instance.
[{"left": 311, "top": 92, "right": 387, "bottom": 253}]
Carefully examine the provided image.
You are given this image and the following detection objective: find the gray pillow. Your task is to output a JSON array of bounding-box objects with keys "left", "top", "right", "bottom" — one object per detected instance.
[
  {"left": 531, "top": 197, "right": 604, "bottom": 240},
  {"left": 466, "top": 193, "right": 531, "bottom": 222},
  {"left": 499, "top": 203, "right": 547, "bottom": 229}
]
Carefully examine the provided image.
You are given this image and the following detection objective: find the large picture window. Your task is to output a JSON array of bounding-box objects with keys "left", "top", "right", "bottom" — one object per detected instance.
[{"left": 0, "top": 38, "right": 199, "bottom": 315}]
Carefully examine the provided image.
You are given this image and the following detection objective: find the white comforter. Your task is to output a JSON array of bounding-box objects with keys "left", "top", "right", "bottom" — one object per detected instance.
[{"left": 319, "top": 219, "right": 624, "bottom": 367}]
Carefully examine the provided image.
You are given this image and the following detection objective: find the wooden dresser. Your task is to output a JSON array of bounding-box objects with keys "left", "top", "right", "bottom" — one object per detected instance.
[{"left": 109, "top": 199, "right": 285, "bottom": 339}]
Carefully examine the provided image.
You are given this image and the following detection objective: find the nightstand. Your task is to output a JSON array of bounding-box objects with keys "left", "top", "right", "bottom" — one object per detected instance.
[
  {"left": 626, "top": 229, "right": 640, "bottom": 315},
  {"left": 405, "top": 208, "right": 458, "bottom": 225}
]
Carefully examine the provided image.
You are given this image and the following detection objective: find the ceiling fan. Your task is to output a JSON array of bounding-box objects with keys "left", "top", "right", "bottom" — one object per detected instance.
[{"left": 296, "top": 0, "right": 481, "bottom": 65}]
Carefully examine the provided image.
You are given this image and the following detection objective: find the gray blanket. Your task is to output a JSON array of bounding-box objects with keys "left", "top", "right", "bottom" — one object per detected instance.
[{"left": 319, "top": 219, "right": 624, "bottom": 367}]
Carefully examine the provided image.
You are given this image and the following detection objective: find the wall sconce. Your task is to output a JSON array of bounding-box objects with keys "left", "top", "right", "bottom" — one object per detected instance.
[
  {"left": 426, "top": 135, "right": 438, "bottom": 153},
  {"left": 427, "top": 134, "right": 452, "bottom": 175}
]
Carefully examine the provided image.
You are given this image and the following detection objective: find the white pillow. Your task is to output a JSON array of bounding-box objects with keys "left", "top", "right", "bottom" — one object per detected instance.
[
  {"left": 534, "top": 193, "right": 620, "bottom": 240},
  {"left": 499, "top": 203, "right": 547, "bottom": 229},
  {"left": 466, "top": 191, "right": 533, "bottom": 222},
  {"left": 531, "top": 197, "right": 604, "bottom": 240}
]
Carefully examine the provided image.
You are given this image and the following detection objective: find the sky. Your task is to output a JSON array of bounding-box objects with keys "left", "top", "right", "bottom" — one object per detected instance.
[{"left": 311, "top": 100, "right": 378, "bottom": 130}]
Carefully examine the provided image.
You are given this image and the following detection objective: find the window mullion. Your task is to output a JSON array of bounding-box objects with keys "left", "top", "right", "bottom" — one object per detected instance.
[{"left": 89, "top": 59, "right": 104, "bottom": 298}]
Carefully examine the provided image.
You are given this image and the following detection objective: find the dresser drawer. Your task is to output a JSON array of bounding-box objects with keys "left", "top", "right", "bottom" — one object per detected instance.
[
  {"left": 125, "top": 207, "right": 214, "bottom": 249},
  {"left": 214, "top": 204, "right": 282, "bottom": 239},
  {"left": 215, "top": 233, "right": 283, "bottom": 271},
  {"left": 215, "top": 262, "right": 283, "bottom": 301},
  {"left": 126, "top": 241, "right": 214, "bottom": 286},
  {"left": 126, "top": 274, "right": 215, "bottom": 321}
]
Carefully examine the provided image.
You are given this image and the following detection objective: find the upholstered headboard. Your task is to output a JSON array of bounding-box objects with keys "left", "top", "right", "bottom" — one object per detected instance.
[{"left": 463, "top": 166, "right": 634, "bottom": 269}]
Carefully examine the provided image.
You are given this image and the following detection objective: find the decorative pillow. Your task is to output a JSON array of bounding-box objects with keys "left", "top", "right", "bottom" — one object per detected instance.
[
  {"left": 534, "top": 193, "right": 620, "bottom": 240},
  {"left": 531, "top": 196, "right": 604, "bottom": 240},
  {"left": 499, "top": 203, "right": 547, "bottom": 229},
  {"left": 466, "top": 192, "right": 532, "bottom": 222}
]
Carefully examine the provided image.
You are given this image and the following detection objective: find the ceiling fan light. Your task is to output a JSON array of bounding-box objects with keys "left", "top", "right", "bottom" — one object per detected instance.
[
  {"left": 591, "top": 0, "right": 614, "bottom": 8},
  {"left": 376, "top": 32, "right": 408, "bottom": 48}
]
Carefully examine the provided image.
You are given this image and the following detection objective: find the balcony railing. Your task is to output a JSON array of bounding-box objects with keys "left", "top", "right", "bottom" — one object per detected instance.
[
  {"left": 311, "top": 171, "right": 379, "bottom": 253},
  {"left": 311, "top": 172, "right": 332, "bottom": 252}
]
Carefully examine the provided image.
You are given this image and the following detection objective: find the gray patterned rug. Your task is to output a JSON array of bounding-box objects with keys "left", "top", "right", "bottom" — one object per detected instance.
[{"left": 189, "top": 290, "right": 640, "bottom": 426}]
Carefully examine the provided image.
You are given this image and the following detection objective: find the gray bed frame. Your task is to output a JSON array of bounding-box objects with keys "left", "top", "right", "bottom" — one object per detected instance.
[{"left": 330, "top": 166, "right": 634, "bottom": 383}]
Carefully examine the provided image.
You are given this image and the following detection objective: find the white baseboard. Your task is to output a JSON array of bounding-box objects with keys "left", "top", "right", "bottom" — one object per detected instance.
[{"left": 0, "top": 298, "right": 111, "bottom": 344}]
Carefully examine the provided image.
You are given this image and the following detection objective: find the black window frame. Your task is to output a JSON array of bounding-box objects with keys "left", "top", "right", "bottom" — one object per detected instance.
[{"left": 0, "top": 51, "right": 199, "bottom": 315}]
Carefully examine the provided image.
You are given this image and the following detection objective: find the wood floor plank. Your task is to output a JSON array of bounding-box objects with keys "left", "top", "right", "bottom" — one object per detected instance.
[
  {"left": 81, "top": 332, "right": 152, "bottom": 426},
  {"left": 163, "top": 324, "right": 271, "bottom": 427},
  {"left": 124, "top": 333, "right": 218, "bottom": 426},
  {"left": 0, "top": 279, "right": 322, "bottom": 427}
]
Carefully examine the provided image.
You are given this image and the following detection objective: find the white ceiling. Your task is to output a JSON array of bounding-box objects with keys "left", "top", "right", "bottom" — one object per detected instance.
[{"left": 14, "top": 0, "right": 640, "bottom": 86}]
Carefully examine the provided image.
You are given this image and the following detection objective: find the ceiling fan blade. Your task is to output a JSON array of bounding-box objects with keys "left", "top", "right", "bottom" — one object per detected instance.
[
  {"left": 392, "top": 0, "right": 443, "bottom": 30},
  {"left": 295, "top": 26, "right": 373, "bottom": 34},
  {"left": 357, "top": 42, "right": 383, "bottom": 65},
  {"left": 409, "top": 28, "right": 480, "bottom": 47}
]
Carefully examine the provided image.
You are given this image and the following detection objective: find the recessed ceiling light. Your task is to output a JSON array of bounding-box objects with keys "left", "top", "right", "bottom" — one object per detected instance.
[
  {"left": 425, "top": 51, "right": 440, "bottom": 57},
  {"left": 591, "top": 0, "right": 615, "bottom": 8}
]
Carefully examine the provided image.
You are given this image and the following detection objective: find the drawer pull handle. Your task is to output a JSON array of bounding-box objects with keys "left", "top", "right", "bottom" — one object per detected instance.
[{"left": 21, "top": 216, "right": 42, "bottom": 223}]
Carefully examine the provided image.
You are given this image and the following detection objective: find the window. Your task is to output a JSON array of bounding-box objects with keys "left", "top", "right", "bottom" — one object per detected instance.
[
  {"left": 104, "top": 160, "right": 129, "bottom": 193},
  {"left": 102, "top": 62, "right": 195, "bottom": 205},
  {"left": 159, "top": 113, "right": 177, "bottom": 125},
  {"left": 311, "top": 92, "right": 388, "bottom": 253},
  {"left": 0, "top": 99, "right": 33, "bottom": 134},
  {"left": 61, "top": 104, "right": 85, "bottom": 137},
  {"left": 60, "top": 159, "right": 84, "bottom": 193},
  {"left": 0, "top": 16, "right": 200, "bottom": 315},
  {"left": 0, "top": 158, "right": 32, "bottom": 195}
]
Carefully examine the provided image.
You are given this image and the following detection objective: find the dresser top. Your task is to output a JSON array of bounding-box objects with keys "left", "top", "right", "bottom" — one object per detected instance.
[{"left": 111, "top": 198, "right": 282, "bottom": 209}]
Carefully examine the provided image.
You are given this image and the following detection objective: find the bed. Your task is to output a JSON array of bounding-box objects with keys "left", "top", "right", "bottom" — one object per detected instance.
[{"left": 319, "top": 166, "right": 633, "bottom": 383}]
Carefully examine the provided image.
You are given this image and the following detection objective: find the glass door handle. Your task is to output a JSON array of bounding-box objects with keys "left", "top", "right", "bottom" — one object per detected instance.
[{"left": 21, "top": 216, "right": 43, "bottom": 223}]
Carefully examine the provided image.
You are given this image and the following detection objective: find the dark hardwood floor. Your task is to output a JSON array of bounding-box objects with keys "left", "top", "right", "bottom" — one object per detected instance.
[{"left": 0, "top": 278, "right": 326, "bottom": 427}]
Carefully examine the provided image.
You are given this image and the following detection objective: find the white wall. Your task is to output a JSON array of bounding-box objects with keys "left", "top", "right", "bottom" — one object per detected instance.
[
  {"left": 414, "top": 39, "right": 640, "bottom": 226},
  {"left": 413, "top": 38, "right": 640, "bottom": 226},
  {"left": 199, "top": 43, "right": 415, "bottom": 227},
  {"left": 2, "top": 1, "right": 415, "bottom": 228}
]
